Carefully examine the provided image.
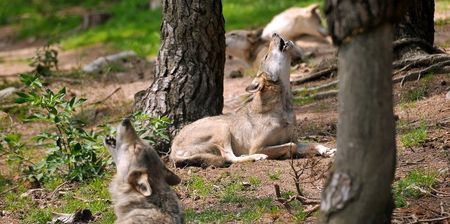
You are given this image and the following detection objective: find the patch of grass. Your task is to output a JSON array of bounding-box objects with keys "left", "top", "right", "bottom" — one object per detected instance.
[
  {"left": 291, "top": 200, "right": 307, "bottom": 222},
  {"left": 394, "top": 170, "right": 438, "bottom": 208},
  {"left": 220, "top": 180, "right": 245, "bottom": 203},
  {"left": 268, "top": 170, "right": 281, "bottom": 180},
  {"left": 400, "top": 85, "right": 428, "bottom": 104},
  {"left": 186, "top": 174, "right": 213, "bottom": 198},
  {"left": 185, "top": 208, "right": 234, "bottom": 223},
  {"left": 248, "top": 176, "right": 261, "bottom": 187},
  {"left": 23, "top": 208, "right": 53, "bottom": 224},
  {"left": 1, "top": 174, "right": 114, "bottom": 223},
  {"left": 400, "top": 124, "right": 427, "bottom": 148}
]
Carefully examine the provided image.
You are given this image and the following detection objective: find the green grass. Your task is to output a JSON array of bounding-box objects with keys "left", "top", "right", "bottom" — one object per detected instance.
[
  {"left": 400, "top": 124, "right": 427, "bottom": 148},
  {"left": 1, "top": 0, "right": 322, "bottom": 57},
  {"left": 394, "top": 170, "right": 438, "bottom": 208},
  {"left": 220, "top": 179, "right": 245, "bottom": 203},
  {"left": 268, "top": 170, "right": 281, "bottom": 180},
  {"left": 185, "top": 197, "right": 281, "bottom": 223},
  {"left": 1, "top": 174, "right": 114, "bottom": 223},
  {"left": 186, "top": 174, "right": 213, "bottom": 198},
  {"left": 400, "top": 86, "right": 428, "bottom": 103}
]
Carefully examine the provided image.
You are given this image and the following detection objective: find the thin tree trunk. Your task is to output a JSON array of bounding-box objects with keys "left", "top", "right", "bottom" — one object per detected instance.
[
  {"left": 134, "top": 0, "right": 225, "bottom": 151},
  {"left": 321, "top": 1, "right": 399, "bottom": 223}
]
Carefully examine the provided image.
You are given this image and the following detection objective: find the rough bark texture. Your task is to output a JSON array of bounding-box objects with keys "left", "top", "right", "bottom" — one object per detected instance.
[
  {"left": 134, "top": 0, "right": 225, "bottom": 150},
  {"left": 321, "top": 1, "right": 398, "bottom": 223},
  {"left": 394, "top": 0, "right": 435, "bottom": 59}
]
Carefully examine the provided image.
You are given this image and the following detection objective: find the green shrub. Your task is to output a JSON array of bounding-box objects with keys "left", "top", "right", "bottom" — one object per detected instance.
[{"left": 16, "top": 73, "right": 108, "bottom": 182}]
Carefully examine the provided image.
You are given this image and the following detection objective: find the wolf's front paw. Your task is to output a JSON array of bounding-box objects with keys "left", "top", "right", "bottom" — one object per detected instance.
[
  {"left": 104, "top": 135, "right": 116, "bottom": 148},
  {"left": 316, "top": 145, "right": 336, "bottom": 157},
  {"left": 252, "top": 154, "right": 268, "bottom": 161}
]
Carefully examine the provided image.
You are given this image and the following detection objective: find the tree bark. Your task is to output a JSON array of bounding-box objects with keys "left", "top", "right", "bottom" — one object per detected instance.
[
  {"left": 134, "top": 0, "right": 225, "bottom": 151},
  {"left": 394, "top": 0, "right": 435, "bottom": 59},
  {"left": 321, "top": 1, "right": 399, "bottom": 223}
]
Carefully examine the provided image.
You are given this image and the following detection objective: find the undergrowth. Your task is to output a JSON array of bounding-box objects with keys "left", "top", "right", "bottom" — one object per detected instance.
[{"left": 394, "top": 170, "right": 438, "bottom": 208}]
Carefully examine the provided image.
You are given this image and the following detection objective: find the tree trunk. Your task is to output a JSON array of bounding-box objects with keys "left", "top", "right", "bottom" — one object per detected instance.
[
  {"left": 394, "top": 0, "right": 435, "bottom": 59},
  {"left": 321, "top": 1, "right": 399, "bottom": 223},
  {"left": 134, "top": 0, "right": 225, "bottom": 151}
]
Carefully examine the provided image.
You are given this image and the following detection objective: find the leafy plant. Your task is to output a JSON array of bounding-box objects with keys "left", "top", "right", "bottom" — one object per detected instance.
[
  {"left": 131, "top": 112, "right": 170, "bottom": 145},
  {"left": 15, "top": 73, "right": 107, "bottom": 182},
  {"left": 30, "top": 45, "right": 59, "bottom": 76},
  {"left": 0, "top": 133, "right": 31, "bottom": 173}
]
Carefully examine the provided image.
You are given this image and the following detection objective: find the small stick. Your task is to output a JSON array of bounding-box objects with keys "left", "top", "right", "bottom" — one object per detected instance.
[
  {"left": 0, "top": 186, "right": 18, "bottom": 195},
  {"left": 89, "top": 87, "right": 121, "bottom": 105}
]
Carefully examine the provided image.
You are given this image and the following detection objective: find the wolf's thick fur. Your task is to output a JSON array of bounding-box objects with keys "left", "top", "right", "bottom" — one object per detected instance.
[
  {"left": 105, "top": 119, "right": 183, "bottom": 224},
  {"left": 170, "top": 33, "right": 335, "bottom": 167}
]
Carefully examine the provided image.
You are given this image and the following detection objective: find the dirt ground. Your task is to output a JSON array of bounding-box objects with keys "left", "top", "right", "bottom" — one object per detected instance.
[{"left": 1, "top": 20, "right": 450, "bottom": 224}]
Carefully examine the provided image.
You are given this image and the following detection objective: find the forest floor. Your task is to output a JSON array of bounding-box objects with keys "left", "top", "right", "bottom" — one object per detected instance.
[{"left": 1, "top": 2, "right": 450, "bottom": 224}]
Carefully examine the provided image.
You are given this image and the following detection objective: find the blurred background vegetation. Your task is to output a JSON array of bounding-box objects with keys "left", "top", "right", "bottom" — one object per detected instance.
[{"left": 0, "top": 0, "right": 321, "bottom": 56}]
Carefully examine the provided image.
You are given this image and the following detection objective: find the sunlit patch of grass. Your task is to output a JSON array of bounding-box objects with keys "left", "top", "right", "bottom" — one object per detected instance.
[
  {"left": 400, "top": 124, "right": 427, "bottom": 148},
  {"left": 220, "top": 179, "right": 245, "bottom": 203},
  {"left": 186, "top": 174, "right": 213, "bottom": 198},
  {"left": 394, "top": 170, "right": 438, "bottom": 208},
  {"left": 268, "top": 170, "right": 281, "bottom": 180},
  {"left": 185, "top": 208, "right": 234, "bottom": 223}
]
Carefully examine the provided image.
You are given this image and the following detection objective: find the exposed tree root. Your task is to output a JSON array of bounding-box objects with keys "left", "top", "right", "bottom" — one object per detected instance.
[
  {"left": 290, "top": 66, "right": 337, "bottom": 85},
  {"left": 293, "top": 80, "right": 339, "bottom": 94},
  {"left": 293, "top": 52, "right": 450, "bottom": 87},
  {"left": 393, "top": 38, "right": 446, "bottom": 55},
  {"left": 393, "top": 60, "right": 450, "bottom": 86},
  {"left": 393, "top": 54, "right": 450, "bottom": 71}
]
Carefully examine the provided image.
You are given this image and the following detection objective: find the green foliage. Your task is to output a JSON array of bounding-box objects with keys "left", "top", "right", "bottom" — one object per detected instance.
[
  {"left": 400, "top": 124, "right": 427, "bottom": 148},
  {"left": 1, "top": 0, "right": 322, "bottom": 56},
  {"left": 15, "top": 73, "right": 108, "bottom": 182},
  {"left": 30, "top": 45, "right": 59, "bottom": 77},
  {"left": 0, "top": 133, "right": 30, "bottom": 173},
  {"left": 131, "top": 112, "right": 170, "bottom": 146},
  {"left": 394, "top": 170, "right": 438, "bottom": 208}
]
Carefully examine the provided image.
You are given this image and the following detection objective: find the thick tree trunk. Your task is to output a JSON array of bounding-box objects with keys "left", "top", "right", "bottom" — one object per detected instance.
[
  {"left": 134, "top": 0, "right": 225, "bottom": 151},
  {"left": 321, "top": 1, "right": 399, "bottom": 223},
  {"left": 394, "top": 0, "right": 435, "bottom": 59}
]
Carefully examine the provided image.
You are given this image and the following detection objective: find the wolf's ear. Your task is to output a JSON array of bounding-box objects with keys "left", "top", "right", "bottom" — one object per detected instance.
[
  {"left": 164, "top": 168, "right": 181, "bottom": 186},
  {"left": 245, "top": 79, "right": 263, "bottom": 93},
  {"left": 128, "top": 170, "right": 152, "bottom": 196}
]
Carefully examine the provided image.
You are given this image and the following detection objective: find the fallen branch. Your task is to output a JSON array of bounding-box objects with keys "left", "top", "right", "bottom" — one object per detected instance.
[
  {"left": 293, "top": 80, "right": 339, "bottom": 95},
  {"left": 0, "top": 185, "right": 18, "bottom": 196},
  {"left": 88, "top": 87, "right": 121, "bottom": 105},
  {"left": 49, "top": 181, "right": 68, "bottom": 199},
  {"left": 291, "top": 66, "right": 337, "bottom": 85}
]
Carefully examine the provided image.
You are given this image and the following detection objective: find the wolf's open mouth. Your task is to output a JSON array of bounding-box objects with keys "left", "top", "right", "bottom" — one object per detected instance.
[{"left": 278, "top": 37, "right": 285, "bottom": 52}]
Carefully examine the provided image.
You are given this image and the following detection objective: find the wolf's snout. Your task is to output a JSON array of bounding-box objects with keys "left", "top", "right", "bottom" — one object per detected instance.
[{"left": 122, "top": 118, "right": 132, "bottom": 127}]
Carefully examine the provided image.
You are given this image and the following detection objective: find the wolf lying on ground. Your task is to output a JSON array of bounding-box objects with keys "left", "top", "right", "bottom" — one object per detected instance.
[
  {"left": 170, "top": 33, "right": 336, "bottom": 167},
  {"left": 105, "top": 119, "right": 183, "bottom": 224}
]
